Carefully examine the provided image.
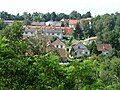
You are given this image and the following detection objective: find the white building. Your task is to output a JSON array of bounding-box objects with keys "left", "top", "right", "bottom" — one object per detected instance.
[
  {"left": 23, "top": 28, "right": 37, "bottom": 37},
  {"left": 44, "top": 28, "right": 63, "bottom": 39},
  {"left": 70, "top": 41, "right": 90, "bottom": 58},
  {"left": 51, "top": 38, "right": 65, "bottom": 49}
]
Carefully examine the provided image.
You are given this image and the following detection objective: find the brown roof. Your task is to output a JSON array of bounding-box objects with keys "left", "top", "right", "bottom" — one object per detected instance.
[
  {"left": 51, "top": 38, "right": 65, "bottom": 46},
  {"left": 46, "top": 44, "right": 55, "bottom": 52},
  {"left": 69, "top": 20, "right": 79, "bottom": 25},
  {"left": 57, "top": 48, "right": 67, "bottom": 60},
  {"left": 97, "top": 44, "right": 112, "bottom": 51}
]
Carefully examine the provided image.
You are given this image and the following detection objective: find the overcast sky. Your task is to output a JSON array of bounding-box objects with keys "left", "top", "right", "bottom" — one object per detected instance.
[{"left": 0, "top": 0, "right": 120, "bottom": 16}]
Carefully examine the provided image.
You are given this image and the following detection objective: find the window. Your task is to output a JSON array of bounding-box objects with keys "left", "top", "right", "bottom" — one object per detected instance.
[
  {"left": 52, "top": 33, "right": 54, "bottom": 35},
  {"left": 56, "top": 45, "right": 58, "bottom": 48},
  {"left": 61, "top": 45, "right": 63, "bottom": 48},
  {"left": 57, "top": 33, "right": 60, "bottom": 35},
  {"left": 25, "top": 32, "right": 28, "bottom": 34},
  {"left": 31, "top": 32, "right": 33, "bottom": 34},
  {"left": 78, "top": 46, "right": 80, "bottom": 49},
  {"left": 85, "top": 52, "right": 88, "bottom": 54},
  {"left": 79, "top": 52, "right": 82, "bottom": 54}
]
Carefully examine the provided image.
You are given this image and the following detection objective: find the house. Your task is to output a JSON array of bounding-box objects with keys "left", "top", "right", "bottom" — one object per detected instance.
[
  {"left": 46, "top": 21, "right": 61, "bottom": 26},
  {"left": 62, "top": 27, "right": 73, "bottom": 35},
  {"left": 70, "top": 41, "right": 90, "bottom": 58},
  {"left": 97, "top": 44, "right": 112, "bottom": 54},
  {"left": 46, "top": 38, "right": 67, "bottom": 61},
  {"left": 51, "top": 38, "right": 65, "bottom": 48},
  {"left": 69, "top": 20, "right": 79, "bottom": 29},
  {"left": 23, "top": 28, "right": 37, "bottom": 37},
  {"left": 31, "top": 22, "right": 45, "bottom": 26},
  {"left": 44, "top": 28, "right": 63, "bottom": 39},
  {"left": 83, "top": 36, "right": 97, "bottom": 45}
]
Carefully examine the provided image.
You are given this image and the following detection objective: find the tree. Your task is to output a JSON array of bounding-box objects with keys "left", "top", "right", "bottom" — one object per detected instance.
[
  {"left": 73, "top": 23, "right": 84, "bottom": 40},
  {"left": 0, "top": 20, "right": 6, "bottom": 30},
  {"left": 3, "top": 21, "right": 24, "bottom": 41},
  {"left": 33, "top": 16, "right": 40, "bottom": 22},
  {"left": 61, "top": 21, "right": 65, "bottom": 27},
  {"left": 51, "top": 12, "right": 57, "bottom": 21}
]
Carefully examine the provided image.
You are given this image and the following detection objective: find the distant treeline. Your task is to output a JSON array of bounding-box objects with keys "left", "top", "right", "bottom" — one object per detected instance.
[{"left": 0, "top": 11, "right": 92, "bottom": 22}]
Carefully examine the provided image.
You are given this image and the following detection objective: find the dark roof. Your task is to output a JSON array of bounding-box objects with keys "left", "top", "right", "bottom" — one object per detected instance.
[
  {"left": 51, "top": 38, "right": 65, "bottom": 46},
  {"left": 25, "top": 28, "right": 37, "bottom": 32},
  {"left": 97, "top": 44, "right": 112, "bottom": 51},
  {"left": 45, "top": 28, "right": 63, "bottom": 33},
  {"left": 31, "top": 22, "right": 45, "bottom": 26}
]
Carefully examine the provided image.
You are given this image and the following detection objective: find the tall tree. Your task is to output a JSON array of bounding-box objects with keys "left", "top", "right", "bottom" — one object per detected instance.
[
  {"left": 51, "top": 12, "right": 57, "bottom": 21},
  {"left": 73, "top": 23, "right": 84, "bottom": 40}
]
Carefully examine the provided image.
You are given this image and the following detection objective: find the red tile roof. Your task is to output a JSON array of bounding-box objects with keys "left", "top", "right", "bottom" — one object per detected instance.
[{"left": 69, "top": 20, "right": 79, "bottom": 25}]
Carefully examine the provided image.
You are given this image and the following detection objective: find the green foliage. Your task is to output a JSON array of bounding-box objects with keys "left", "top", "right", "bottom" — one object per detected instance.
[
  {"left": 93, "top": 13, "right": 120, "bottom": 57},
  {"left": 0, "top": 15, "right": 120, "bottom": 90},
  {"left": 73, "top": 23, "right": 84, "bottom": 40},
  {"left": 3, "top": 21, "right": 24, "bottom": 41},
  {"left": 0, "top": 20, "right": 6, "bottom": 30}
]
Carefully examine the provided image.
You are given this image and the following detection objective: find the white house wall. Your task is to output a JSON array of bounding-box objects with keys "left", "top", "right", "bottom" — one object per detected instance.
[{"left": 46, "top": 32, "right": 62, "bottom": 39}]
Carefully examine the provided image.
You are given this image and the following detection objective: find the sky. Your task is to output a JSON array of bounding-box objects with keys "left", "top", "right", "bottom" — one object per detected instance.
[{"left": 0, "top": 0, "right": 120, "bottom": 16}]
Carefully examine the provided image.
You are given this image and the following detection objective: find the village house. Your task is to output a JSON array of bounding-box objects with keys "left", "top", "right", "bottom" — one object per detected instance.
[
  {"left": 83, "top": 36, "right": 97, "bottom": 45},
  {"left": 44, "top": 28, "right": 63, "bottom": 39},
  {"left": 46, "top": 21, "right": 61, "bottom": 26},
  {"left": 51, "top": 38, "right": 65, "bottom": 48},
  {"left": 23, "top": 28, "right": 37, "bottom": 38},
  {"left": 97, "top": 44, "right": 112, "bottom": 54},
  {"left": 70, "top": 41, "right": 90, "bottom": 58},
  {"left": 46, "top": 38, "right": 67, "bottom": 62},
  {"left": 26, "top": 25, "right": 73, "bottom": 35},
  {"left": 69, "top": 20, "right": 79, "bottom": 29},
  {"left": 51, "top": 38, "right": 67, "bottom": 61}
]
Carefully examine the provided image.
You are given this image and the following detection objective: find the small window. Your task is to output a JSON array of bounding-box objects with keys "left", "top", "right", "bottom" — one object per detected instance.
[
  {"left": 79, "top": 52, "right": 82, "bottom": 54},
  {"left": 85, "top": 52, "right": 88, "bottom": 54},
  {"left": 61, "top": 45, "right": 63, "bottom": 48},
  {"left": 25, "top": 32, "right": 28, "bottom": 34},
  {"left": 52, "top": 33, "right": 54, "bottom": 35},
  {"left": 78, "top": 46, "right": 80, "bottom": 49},
  {"left": 56, "top": 45, "right": 58, "bottom": 48},
  {"left": 31, "top": 32, "right": 33, "bottom": 34},
  {"left": 57, "top": 33, "right": 60, "bottom": 35}
]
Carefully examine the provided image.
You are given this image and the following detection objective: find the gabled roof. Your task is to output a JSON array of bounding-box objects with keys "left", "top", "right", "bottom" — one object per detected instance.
[
  {"left": 31, "top": 22, "right": 45, "bottom": 26},
  {"left": 51, "top": 38, "right": 65, "bottom": 46},
  {"left": 71, "top": 41, "right": 88, "bottom": 50},
  {"left": 97, "top": 44, "right": 112, "bottom": 52},
  {"left": 69, "top": 20, "right": 79, "bottom": 25},
  {"left": 45, "top": 28, "right": 63, "bottom": 33},
  {"left": 24, "top": 28, "right": 37, "bottom": 32},
  {"left": 57, "top": 48, "right": 67, "bottom": 59}
]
